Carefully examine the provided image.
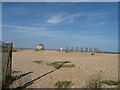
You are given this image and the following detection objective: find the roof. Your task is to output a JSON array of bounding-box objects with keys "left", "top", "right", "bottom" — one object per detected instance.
[{"left": 38, "top": 43, "right": 43, "bottom": 46}]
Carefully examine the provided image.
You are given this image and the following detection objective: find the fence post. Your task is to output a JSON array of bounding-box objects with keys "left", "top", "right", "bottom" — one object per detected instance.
[
  {"left": 94, "top": 48, "right": 98, "bottom": 53},
  {"left": 76, "top": 47, "right": 78, "bottom": 52},
  {"left": 5, "top": 43, "right": 12, "bottom": 82},
  {"left": 81, "top": 48, "right": 83, "bottom": 52},
  {"left": 66, "top": 46, "right": 68, "bottom": 53},
  {"left": 96, "top": 48, "right": 98, "bottom": 53},
  {"left": 94, "top": 48, "right": 96, "bottom": 52},
  {"left": 89, "top": 48, "right": 92, "bottom": 52},
  {"left": 85, "top": 48, "right": 88, "bottom": 52},
  {"left": 9, "top": 43, "right": 12, "bottom": 76},
  {"left": 6, "top": 43, "right": 10, "bottom": 81},
  {"left": 71, "top": 47, "right": 73, "bottom": 52},
  {"left": 91, "top": 48, "right": 95, "bottom": 55}
]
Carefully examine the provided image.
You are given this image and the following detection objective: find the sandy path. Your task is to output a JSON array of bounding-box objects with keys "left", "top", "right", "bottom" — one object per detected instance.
[{"left": 11, "top": 50, "right": 118, "bottom": 88}]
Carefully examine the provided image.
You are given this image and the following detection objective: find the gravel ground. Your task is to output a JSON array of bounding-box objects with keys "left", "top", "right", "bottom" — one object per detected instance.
[{"left": 11, "top": 50, "right": 118, "bottom": 88}]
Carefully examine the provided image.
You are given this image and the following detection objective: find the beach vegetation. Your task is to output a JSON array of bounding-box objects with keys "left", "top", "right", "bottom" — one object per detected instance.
[
  {"left": 54, "top": 81, "right": 73, "bottom": 88},
  {"left": 34, "top": 61, "right": 43, "bottom": 64},
  {"left": 48, "top": 61, "right": 75, "bottom": 69},
  {"left": 101, "top": 80, "right": 120, "bottom": 85}
]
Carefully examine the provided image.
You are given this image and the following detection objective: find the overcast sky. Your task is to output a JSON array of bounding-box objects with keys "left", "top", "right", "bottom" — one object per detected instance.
[{"left": 2, "top": 2, "right": 118, "bottom": 52}]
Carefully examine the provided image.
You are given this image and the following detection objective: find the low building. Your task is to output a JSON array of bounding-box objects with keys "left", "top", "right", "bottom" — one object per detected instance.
[{"left": 37, "top": 43, "right": 44, "bottom": 50}]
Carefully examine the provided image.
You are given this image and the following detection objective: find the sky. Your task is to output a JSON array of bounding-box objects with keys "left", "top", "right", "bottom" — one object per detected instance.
[
  {"left": 1, "top": 0, "right": 120, "bottom": 2},
  {"left": 2, "top": 2, "right": 118, "bottom": 52}
]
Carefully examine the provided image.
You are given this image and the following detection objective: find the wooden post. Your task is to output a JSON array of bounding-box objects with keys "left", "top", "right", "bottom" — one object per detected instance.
[
  {"left": 91, "top": 48, "right": 95, "bottom": 55},
  {"left": 94, "top": 48, "right": 98, "bottom": 53},
  {"left": 89, "top": 48, "right": 92, "bottom": 52},
  {"left": 5, "top": 43, "right": 12, "bottom": 81},
  {"left": 85, "top": 48, "right": 88, "bottom": 52},
  {"left": 81, "top": 48, "right": 83, "bottom": 52},
  {"left": 66, "top": 46, "right": 68, "bottom": 53},
  {"left": 96, "top": 48, "right": 98, "bottom": 53},
  {"left": 94, "top": 48, "right": 96, "bottom": 52},
  {"left": 2, "top": 44, "right": 6, "bottom": 84},
  {"left": 9, "top": 43, "right": 12, "bottom": 76},
  {"left": 76, "top": 47, "right": 78, "bottom": 52},
  {"left": 6, "top": 43, "right": 10, "bottom": 81},
  {"left": 71, "top": 47, "right": 73, "bottom": 52}
]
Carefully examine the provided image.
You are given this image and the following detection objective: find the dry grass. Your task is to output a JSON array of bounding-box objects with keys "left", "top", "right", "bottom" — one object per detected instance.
[
  {"left": 86, "top": 71, "right": 103, "bottom": 88},
  {"left": 87, "top": 75, "right": 102, "bottom": 88}
]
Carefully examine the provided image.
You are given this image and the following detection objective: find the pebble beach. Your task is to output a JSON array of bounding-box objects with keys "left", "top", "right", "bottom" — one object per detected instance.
[{"left": 11, "top": 50, "right": 118, "bottom": 88}]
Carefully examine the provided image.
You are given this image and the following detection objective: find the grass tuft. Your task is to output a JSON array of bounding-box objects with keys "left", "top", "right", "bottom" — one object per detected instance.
[
  {"left": 34, "top": 61, "right": 43, "bottom": 64},
  {"left": 62, "top": 64, "right": 75, "bottom": 68},
  {"left": 49, "top": 61, "right": 75, "bottom": 69},
  {"left": 101, "top": 80, "right": 120, "bottom": 85},
  {"left": 54, "top": 81, "right": 73, "bottom": 88}
]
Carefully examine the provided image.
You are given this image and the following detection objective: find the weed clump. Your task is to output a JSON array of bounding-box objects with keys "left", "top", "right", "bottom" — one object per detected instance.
[
  {"left": 34, "top": 61, "right": 43, "bottom": 64},
  {"left": 101, "top": 80, "right": 120, "bottom": 85},
  {"left": 54, "top": 81, "right": 73, "bottom": 88},
  {"left": 49, "top": 61, "right": 75, "bottom": 69}
]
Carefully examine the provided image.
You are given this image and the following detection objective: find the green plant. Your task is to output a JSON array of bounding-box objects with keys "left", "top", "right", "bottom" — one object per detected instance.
[
  {"left": 101, "top": 80, "right": 120, "bottom": 85},
  {"left": 62, "top": 64, "right": 75, "bottom": 68},
  {"left": 34, "top": 61, "right": 43, "bottom": 64},
  {"left": 54, "top": 81, "right": 73, "bottom": 88},
  {"left": 49, "top": 61, "right": 64, "bottom": 68},
  {"left": 49, "top": 61, "right": 75, "bottom": 69}
]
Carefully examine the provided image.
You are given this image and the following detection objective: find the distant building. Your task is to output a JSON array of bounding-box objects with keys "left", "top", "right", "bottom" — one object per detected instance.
[{"left": 37, "top": 43, "right": 44, "bottom": 50}]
